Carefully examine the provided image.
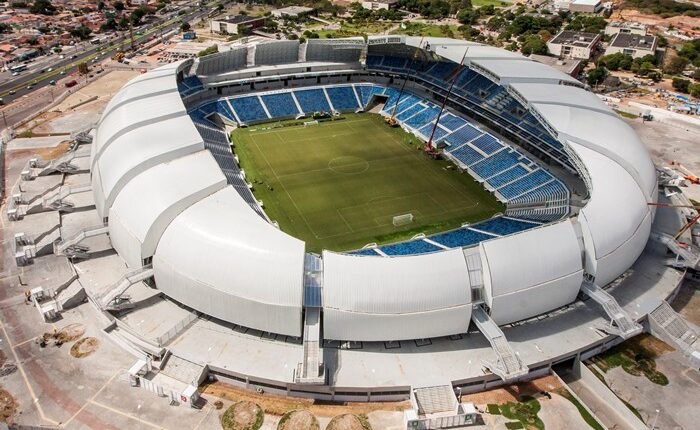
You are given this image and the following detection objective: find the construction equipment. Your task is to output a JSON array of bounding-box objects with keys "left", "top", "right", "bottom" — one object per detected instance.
[
  {"left": 385, "top": 38, "right": 425, "bottom": 128},
  {"left": 424, "top": 46, "right": 469, "bottom": 159},
  {"left": 648, "top": 202, "right": 699, "bottom": 241}
]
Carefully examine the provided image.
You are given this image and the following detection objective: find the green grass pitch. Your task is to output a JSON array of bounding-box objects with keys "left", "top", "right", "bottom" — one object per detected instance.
[{"left": 231, "top": 113, "right": 504, "bottom": 253}]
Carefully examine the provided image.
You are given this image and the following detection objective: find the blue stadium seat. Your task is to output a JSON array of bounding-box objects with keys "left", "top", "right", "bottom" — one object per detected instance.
[
  {"left": 444, "top": 124, "right": 482, "bottom": 147},
  {"left": 294, "top": 88, "right": 331, "bottom": 113},
  {"left": 229, "top": 96, "right": 268, "bottom": 123},
  {"left": 472, "top": 216, "right": 539, "bottom": 236},
  {"left": 498, "top": 169, "right": 553, "bottom": 199},
  {"left": 326, "top": 86, "right": 360, "bottom": 111},
  {"left": 487, "top": 165, "right": 529, "bottom": 186},
  {"left": 430, "top": 228, "right": 494, "bottom": 248},
  {"left": 405, "top": 106, "right": 440, "bottom": 129},
  {"left": 348, "top": 248, "right": 380, "bottom": 256},
  {"left": 380, "top": 240, "right": 442, "bottom": 256},
  {"left": 471, "top": 150, "right": 520, "bottom": 179},
  {"left": 470, "top": 134, "right": 504, "bottom": 156},
  {"left": 261, "top": 93, "right": 299, "bottom": 118},
  {"left": 216, "top": 100, "right": 236, "bottom": 121},
  {"left": 395, "top": 104, "right": 425, "bottom": 122},
  {"left": 439, "top": 114, "right": 468, "bottom": 132},
  {"left": 449, "top": 143, "right": 485, "bottom": 166},
  {"left": 356, "top": 85, "right": 386, "bottom": 107}
]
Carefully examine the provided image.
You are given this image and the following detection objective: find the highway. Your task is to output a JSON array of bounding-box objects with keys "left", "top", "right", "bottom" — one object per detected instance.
[{"left": 0, "top": 6, "right": 212, "bottom": 103}]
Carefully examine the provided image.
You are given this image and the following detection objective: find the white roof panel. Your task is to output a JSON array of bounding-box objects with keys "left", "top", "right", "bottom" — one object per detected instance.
[
  {"left": 322, "top": 248, "right": 470, "bottom": 314},
  {"left": 154, "top": 186, "right": 305, "bottom": 309},
  {"left": 480, "top": 221, "right": 582, "bottom": 298},
  {"left": 93, "top": 115, "right": 204, "bottom": 218},
  {"left": 508, "top": 82, "right": 613, "bottom": 115},
  {"left": 535, "top": 104, "right": 656, "bottom": 198}
]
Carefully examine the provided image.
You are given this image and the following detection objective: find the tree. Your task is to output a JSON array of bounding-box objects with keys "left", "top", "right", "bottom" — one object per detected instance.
[
  {"left": 520, "top": 35, "right": 547, "bottom": 55},
  {"left": 689, "top": 83, "right": 700, "bottom": 98},
  {"left": 113, "top": 0, "right": 124, "bottom": 11},
  {"left": 693, "top": 68, "right": 700, "bottom": 81},
  {"left": 30, "top": 0, "right": 56, "bottom": 15},
  {"left": 180, "top": 21, "right": 191, "bottom": 32},
  {"left": 672, "top": 77, "right": 691, "bottom": 93},
  {"left": 97, "top": 1, "right": 105, "bottom": 11},
  {"left": 665, "top": 55, "right": 689, "bottom": 75},
  {"left": 70, "top": 25, "right": 92, "bottom": 40},
  {"left": 457, "top": 8, "right": 479, "bottom": 25},
  {"left": 587, "top": 67, "right": 608, "bottom": 86}
]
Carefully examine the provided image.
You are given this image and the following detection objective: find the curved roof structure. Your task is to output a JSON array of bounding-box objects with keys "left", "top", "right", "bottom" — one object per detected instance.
[{"left": 92, "top": 37, "right": 656, "bottom": 342}]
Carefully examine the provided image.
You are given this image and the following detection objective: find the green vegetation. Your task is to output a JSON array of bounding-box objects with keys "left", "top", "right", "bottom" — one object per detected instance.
[
  {"left": 591, "top": 334, "right": 673, "bottom": 386},
  {"left": 565, "top": 15, "right": 608, "bottom": 33},
  {"left": 587, "top": 67, "right": 609, "bottom": 86},
  {"left": 198, "top": 44, "right": 218, "bottom": 57},
  {"left": 391, "top": 22, "right": 460, "bottom": 38},
  {"left": 504, "top": 422, "right": 524, "bottom": 430},
  {"left": 498, "top": 396, "right": 544, "bottom": 430},
  {"left": 232, "top": 113, "right": 503, "bottom": 252},
  {"left": 554, "top": 388, "right": 605, "bottom": 430},
  {"left": 487, "top": 404, "right": 501, "bottom": 415},
  {"left": 623, "top": 0, "right": 700, "bottom": 18},
  {"left": 614, "top": 109, "right": 638, "bottom": 119},
  {"left": 221, "top": 401, "right": 264, "bottom": 430},
  {"left": 472, "top": 0, "right": 508, "bottom": 7}
]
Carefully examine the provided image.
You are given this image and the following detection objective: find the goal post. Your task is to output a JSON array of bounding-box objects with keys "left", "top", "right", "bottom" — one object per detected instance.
[{"left": 392, "top": 213, "right": 414, "bottom": 227}]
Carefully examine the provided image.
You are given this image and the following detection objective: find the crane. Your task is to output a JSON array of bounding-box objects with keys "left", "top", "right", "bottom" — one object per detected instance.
[
  {"left": 385, "top": 38, "right": 425, "bottom": 128},
  {"left": 424, "top": 46, "right": 469, "bottom": 158}
]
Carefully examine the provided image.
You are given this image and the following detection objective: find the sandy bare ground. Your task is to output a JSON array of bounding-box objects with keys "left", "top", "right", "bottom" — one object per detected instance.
[
  {"left": 202, "top": 381, "right": 409, "bottom": 417},
  {"left": 278, "top": 409, "right": 320, "bottom": 430},
  {"left": 539, "top": 393, "right": 591, "bottom": 430},
  {"left": 610, "top": 2, "right": 700, "bottom": 37},
  {"left": 461, "top": 375, "right": 563, "bottom": 405}
]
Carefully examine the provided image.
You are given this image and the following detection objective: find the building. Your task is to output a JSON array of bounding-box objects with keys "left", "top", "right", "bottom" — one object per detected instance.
[
  {"left": 271, "top": 6, "right": 314, "bottom": 18},
  {"left": 210, "top": 15, "right": 265, "bottom": 35},
  {"left": 361, "top": 0, "right": 398, "bottom": 10},
  {"left": 569, "top": 0, "right": 602, "bottom": 13},
  {"left": 529, "top": 54, "right": 583, "bottom": 77},
  {"left": 605, "top": 33, "right": 658, "bottom": 59},
  {"left": 404, "top": 386, "right": 479, "bottom": 429},
  {"left": 547, "top": 30, "right": 601, "bottom": 60},
  {"left": 604, "top": 21, "right": 647, "bottom": 37}
]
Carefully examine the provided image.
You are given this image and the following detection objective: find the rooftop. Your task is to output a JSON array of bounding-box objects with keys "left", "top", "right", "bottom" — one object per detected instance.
[
  {"left": 549, "top": 30, "right": 600, "bottom": 48},
  {"left": 610, "top": 33, "right": 657, "bottom": 51},
  {"left": 529, "top": 54, "right": 582, "bottom": 76},
  {"left": 214, "top": 15, "right": 265, "bottom": 25}
]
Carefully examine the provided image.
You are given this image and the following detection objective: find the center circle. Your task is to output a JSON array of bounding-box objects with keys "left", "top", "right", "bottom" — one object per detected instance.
[{"left": 328, "top": 156, "right": 369, "bottom": 174}]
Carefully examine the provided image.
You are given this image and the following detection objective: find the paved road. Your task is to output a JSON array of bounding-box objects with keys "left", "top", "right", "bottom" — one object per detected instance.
[{"left": 0, "top": 6, "right": 212, "bottom": 103}]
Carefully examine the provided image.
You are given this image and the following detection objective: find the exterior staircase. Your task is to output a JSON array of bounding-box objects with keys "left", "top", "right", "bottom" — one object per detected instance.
[
  {"left": 580, "top": 281, "right": 643, "bottom": 339},
  {"left": 471, "top": 305, "right": 528, "bottom": 382}
]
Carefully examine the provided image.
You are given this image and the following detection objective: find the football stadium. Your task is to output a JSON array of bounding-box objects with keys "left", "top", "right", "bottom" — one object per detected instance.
[{"left": 8, "top": 36, "right": 698, "bottom": 407}]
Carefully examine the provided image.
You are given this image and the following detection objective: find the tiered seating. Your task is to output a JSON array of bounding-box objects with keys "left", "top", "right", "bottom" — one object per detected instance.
[
  {"left": 510, "top": 180, "right": 569, "bottom": 205},
  {"left": 472, "top": 217, "right": 540, "bottom": 236},
  {"left": 444, "top": 124, "right": 482, "bottom": 147},
  {"left": 429, "top": 228, "right": 495, "bottom": 248},
  {"left": 449, "top": 142, "right": 485, "bottom": 166},
  {"left": 440, "top": 114, "right": 468, "bottom": 131},
  {"left": 216, "top": 100, "right": 236, "bottom": 122},
  {"left": 366, "top": 55, "right": 383, "bottom": 68},
  {"left": 395, "top": 103, "right": 425, "bottom": 122},
  {"left": 350, "top": 248, "right": 380, "bottom": 256},
  {"left": 380, "top": 240, "right": 442, "bottom": 256},
  {"left": 326, "top": 86, "right": 359, "bottom": 111},
  {"left": 470, "top": 134, "right": 503, "bottom": 156},
  {"left": 294, "top": 89, "right": 331, "bottom": 113},
  {"left": 261, "top": 93, "right": 299, "bottom": 118},
  {"left": 405, "top": 106, "right": 440, "bottom": 129},
  {"left": 381, "top": 56, "right": 409, "bottom": 71},
  {"left": 418, "top": 122, "right": 448, "bottom": 140},
  {"left": 178, "top": 76, "right": 203, "bottom": 97},
  {"left": 497, "top": 169, "right": 553, "bottom": 199},
  {"left": 229, "top": 96, "right": 268, "bottom": 123},
  {"left": 356, "top": 85, "right": 386, "bottom": 107},
  {"left": 487, "top": 165, "right": 529, "bottom": 186},
  {"left": 507, "top": 206, "right": 569, "bottom": 223},
  {"left": 471, "top": 150, "right": 520, "bottom": 179}
]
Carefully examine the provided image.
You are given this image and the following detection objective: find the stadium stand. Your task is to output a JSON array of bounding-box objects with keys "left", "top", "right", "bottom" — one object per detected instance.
[
  {"left": 295, "top": 89, "right": 331, "bottom": 113},
  {"left": 379, "top": 240, "right": 443, "bottom": 256},
  {"left": 355, "top": 84, "right": 386, "bottom": 107},
  {"left": 471, "top": 216, "right": 540, "bottom": 236},
  {"left": 230, "top": 96, "right": 269, "bottom": 123},
  {"left": 326, "top": 86, "right": 360, "bottom": 111},
  {"left": 216, "top": 100, "right": 236, "bottom": 122},
  {"left": 261, "top": 93, "right": 300, "bottom": 118}
]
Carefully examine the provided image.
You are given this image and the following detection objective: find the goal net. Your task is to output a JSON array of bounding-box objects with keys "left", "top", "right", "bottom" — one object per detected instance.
[{"left": 392, "top": 213, "right": 414, "bottom": 227}]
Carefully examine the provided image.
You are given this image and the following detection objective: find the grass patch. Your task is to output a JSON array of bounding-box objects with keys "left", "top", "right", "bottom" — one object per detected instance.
[
  {"left": 472, "top": 0, "right": 509, "bottom": 6},
  {"left": 614, "top": 109, "right": 639, "bottom": 119},
  {"left": 232, "top": 113, "right": 503, "bottom": 252},
  {"left": 621, "top": 398, "right": 644, "bottom": 422},
  {"left": 554, "top": 388, "right": 605, "bottom": 430},
  {"left": 505, "top": 421, "right": 524, "bottom": 429},
  {"left": 590, "top": 334, "right": 672, "bottom": 385},
  {"left": 487, "top": 404, "right": 501, "bottom": 415},
  {"left": 390, "top": 22, "right": 461, "bottom": 38},
  {"left": 498, "top": 396, "right": 544, "bottom": 430}
]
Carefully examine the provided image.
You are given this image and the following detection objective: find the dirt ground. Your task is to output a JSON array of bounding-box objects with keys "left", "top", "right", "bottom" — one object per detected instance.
[
  {"left": 0, "top": 387, "right": 17, "bottom": 424},
  {"left": 201, "top": 381, "right": 409, "bottom": 417},
  {"left": 5, "top": 139, "right": 72, "bottom": 165},
  {"left": 610, "top": 2, "right": 700, "bottom": 38},
  {"left": 70, "top": 337, "right": 99, "bottom": 358},
  {"left": 461, "top": 375, "right": 563, "bottom": 405},
  {"left": 279, "top": 409, "right": 320, "bottom": 430}
]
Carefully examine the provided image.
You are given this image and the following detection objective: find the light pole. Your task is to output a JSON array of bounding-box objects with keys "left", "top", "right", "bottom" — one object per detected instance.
[{"left": 650, "top": 409, "right": 660, "bottom": 429}]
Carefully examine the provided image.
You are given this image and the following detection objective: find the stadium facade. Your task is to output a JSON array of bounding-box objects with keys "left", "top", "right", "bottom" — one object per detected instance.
[{"left": 76, "top": 36, "right": 684, "bottom": 393}]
